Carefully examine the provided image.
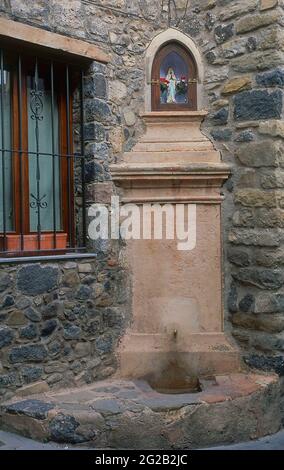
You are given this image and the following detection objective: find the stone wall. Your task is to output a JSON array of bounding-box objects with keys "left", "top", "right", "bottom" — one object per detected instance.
[
  {"left": 0, "top": 258, "right": 129, "bottom": 401},
  {"left": 1, "top": 0, "right": 284, "bottom": 398}
]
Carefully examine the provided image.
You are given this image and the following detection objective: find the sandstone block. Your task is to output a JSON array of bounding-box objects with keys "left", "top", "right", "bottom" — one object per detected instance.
[
  {"left": 17, "top": 382, "right": 50, "bottom": 397},
  {"left": 260, "top": 0, "right": 278, "bottom": 10},
  {"left": 259, "top": 120, "right": 284, "bottom": 138},
  {"left": 231, "top": 313, "right": 284, "bottom": 333},
  {"left": 236, "top": 140, "right": 284, "bottom": 167},
  {"left": 123, "top": 108, "right": 136, "bottom": 127},
  {"left": 229, "top": 229, "right": 280, "bottom": 247},
  {"left": 235, "top": 189, "right": 277, "bottom": 208},
  {"left": 232, "top": 51, "right": 284, "bottom": 72},
  {"left": 236, "top": 12, "right": 278, "bottom": 34},
  {"left": 222, "top": 76, "right": 252, "bottom": 95}
]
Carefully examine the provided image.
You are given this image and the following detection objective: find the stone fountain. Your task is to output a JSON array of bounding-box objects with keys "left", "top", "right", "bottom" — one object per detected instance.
[
  {"left": 111, "top": 111, "right": 241, "bottom": 385},
  {"left": 0, "top": 112, "right": 281, "bottom": 448}
]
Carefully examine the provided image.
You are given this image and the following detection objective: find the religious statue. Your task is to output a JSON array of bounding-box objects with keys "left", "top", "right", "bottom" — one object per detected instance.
[{"left": 166, "top": 67, "right": 177, "bottom": 103}]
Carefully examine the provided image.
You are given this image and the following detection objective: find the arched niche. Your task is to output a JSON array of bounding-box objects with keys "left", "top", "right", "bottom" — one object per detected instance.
[
  {"left": 151, "top": 42, "right": 198, "bottom": 111},
  {"left": 145, "top": 28, "right": 204, "bottom": 112}
]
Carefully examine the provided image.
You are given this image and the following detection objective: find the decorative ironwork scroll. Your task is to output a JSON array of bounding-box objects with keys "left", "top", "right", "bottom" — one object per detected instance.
[{"left": 29, "top": 58, "right": 46, "bottom": 237}]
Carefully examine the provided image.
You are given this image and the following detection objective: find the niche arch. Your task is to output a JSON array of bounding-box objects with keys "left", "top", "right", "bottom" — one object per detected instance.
[
  {"left": 151, "top": 42, "right": 197, "bottom": 111},
  {"left": 145, "top": 28, "right": 204, "bottom": 112}
]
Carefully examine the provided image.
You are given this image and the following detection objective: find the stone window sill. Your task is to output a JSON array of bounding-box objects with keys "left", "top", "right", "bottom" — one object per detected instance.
[{"left": 0, "top": 253, "right": 97, "bottom": 265}]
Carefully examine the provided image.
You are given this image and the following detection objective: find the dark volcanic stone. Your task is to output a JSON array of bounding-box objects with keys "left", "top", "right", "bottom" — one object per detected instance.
[
  {"left": 0, "top": 372, "right": 18, "bottom": 388},
  {"left": 41, "top": 319, "right": 58, "bottom": 337},
  {"left": 95, "top": 334, "right": 113, "bottom": 354},
  {"left": 42, "top": 300, "right": 63, "bottom": 320},
  {"left": 24, "top": 307, "right": 41, "bottom": 322},
  {"left": 16, "top": 297, "right": 31, "bottom": 310},
  {"left": 103, "top": 308, "right": 123, "bottom": 328},
  {"left": 75, "top": 285, "right": 91, "bottom": 300},
  {"left": 9, "top": 344, "right": 48, "bottom": 363},
  {"left": 48, "top": 341, "right": 62, "bottom": 358},
  {"left": 215, "top": 23, "right": 234, "bottom": 44},
  {"left": 210, "top": 107, "right": 229, "bottom": 125},
  {"left": 228, "top": 249, "right": 250, "bottom": 267},
  {"left": 5, "top": 399, "right": 54, "bottom": 420},
  {"left": 182, "top": 15, "right": 202, "bottom": 37},
  {"left": 246, "top": 37, "right": 257, "bottom": 52},
  {"left": 256, "top": 68, "right": 284, "bottom": 88},
  {"left": 21, "top": 366, "right": 43, "bottom": 384},
  {"left": 235, "top": 130, "right": 254, "bottom": 142},
  {"left": 87, "top": 142, "right": 109, "bottom": 160},
  {"left": 228, "top": 282, "right": 238, "bottom": 314},
  {"left": 205, "top": 12, "right": 216, "bottom": 31},
  {"left": 19, "top": 324, "right": 38, "bottom": 340},
  {"left": 85, "top": 98, "right": 111, "bottom": 123},
  {"left": 63, "top": 324, "right": 81, "bottom": 340},
  {"left": 234, "top": 90, "right": 282, "bottom": 121},
  {"left": 211, "top": 129, "right": 232, "bottom": 141},
  {"left": 85, "top": 161, "right": 97, "bottom": 183},
  {"left": 244, "top": 354, "right": 284, "bottom": 376},
  {"left": 2, "top": 295, "right": 15, "bottom": 308},
  {"left": 232, "top": 268, "right": 284, "bottom": 290},
  {"left": 85, "top": 75, "right": 107, "bottom": 99},
  {"left": 0, "top": 273, "right": 11, "bottom": 293},
  {"left": 49, "top": 414, "right": 87, "bottom": 443},
  {"left": 17, "top": 265, "right": 59, "bottom": 296},
  {"left": 239, "top": 294, "right": 255, "bottom": 313},
  {"left": 84, "top": 122, "right": 106, "bottom": 142},
  {"left": 0, "top": 326, "right": 14, "bottom": 349},
  {"left": 205, "top": 50, "right": 217, "bottom": 65}
]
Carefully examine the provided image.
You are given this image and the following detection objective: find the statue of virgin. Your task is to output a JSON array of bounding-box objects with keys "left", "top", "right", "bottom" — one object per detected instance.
[{"left": 166, "top": 67, "right": 177, "bottom": 103}]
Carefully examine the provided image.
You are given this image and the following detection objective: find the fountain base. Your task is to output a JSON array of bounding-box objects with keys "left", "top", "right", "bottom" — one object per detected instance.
[
  {"left": 118, "top": 332, "right": 241, "bottom": 379},
  {"left": 0, "top": 372, "right": 281, "bottom": 449}
]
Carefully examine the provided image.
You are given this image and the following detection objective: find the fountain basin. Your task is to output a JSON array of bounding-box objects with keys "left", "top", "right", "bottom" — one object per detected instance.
[
  {"left": 145, "top": 357, "right": 202, "bottom": 394},
  {"left": 0, "top": 372, "right": 281, "bottom": 449}
]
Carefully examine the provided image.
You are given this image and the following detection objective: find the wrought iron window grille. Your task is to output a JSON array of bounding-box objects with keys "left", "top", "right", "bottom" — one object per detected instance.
[{"left": 0, "top": 47, "right": 88, "bottom": 257}]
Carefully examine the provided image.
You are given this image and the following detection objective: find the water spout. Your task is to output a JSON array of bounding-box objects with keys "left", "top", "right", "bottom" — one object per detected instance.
[{"left": 173, "top": 329, "right": 178, "bottom": 340}]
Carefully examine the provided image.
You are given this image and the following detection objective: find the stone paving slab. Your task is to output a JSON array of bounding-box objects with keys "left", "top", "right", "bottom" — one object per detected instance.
[
  {"left": 0, "top": 430, "right": 66, "bottom": 450},
  {"left": 0, "top": 373, "right": 281, "bottom": 449}
]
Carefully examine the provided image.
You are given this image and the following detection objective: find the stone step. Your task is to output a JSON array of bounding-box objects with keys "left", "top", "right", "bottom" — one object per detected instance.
[
  {"left": 134, "top": 141, "right": 213, "bottom": 152},
  {"left": 0, "top": 373, "right": 281, "bottom": 449},
  {"left": 124, "top": 150, "right": 220, "bottom": 164}
]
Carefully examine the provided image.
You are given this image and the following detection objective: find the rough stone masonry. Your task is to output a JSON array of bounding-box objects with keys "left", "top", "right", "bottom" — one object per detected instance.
[{"left": 0, "top": 0, "right": 284, "bottom": 409}]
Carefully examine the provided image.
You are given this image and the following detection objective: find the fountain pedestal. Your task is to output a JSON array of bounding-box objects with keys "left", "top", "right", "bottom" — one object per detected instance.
[{"left": 111, "top": 112, "right": 241, "bottom": 379}]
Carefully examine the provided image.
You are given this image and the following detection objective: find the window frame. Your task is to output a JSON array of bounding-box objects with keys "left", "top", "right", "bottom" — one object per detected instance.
[{"left": 0, "top": 44, "right": 83, "bottom": 256}]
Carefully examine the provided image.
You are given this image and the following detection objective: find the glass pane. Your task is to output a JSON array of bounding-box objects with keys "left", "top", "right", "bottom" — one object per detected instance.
[
  {"left": 27, "top": 71, "right": 61, "bottom": 232},
  {"left": 0, "top": 66, "right": 13, "bottom": 232},
  {"left": 160, "top": 51, "right": 189, "bottom": 105}
]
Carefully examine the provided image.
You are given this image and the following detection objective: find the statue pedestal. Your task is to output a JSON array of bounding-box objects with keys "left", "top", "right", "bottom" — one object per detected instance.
[{"left": 111, "top": 112, "right": 241, "bottom": 379}]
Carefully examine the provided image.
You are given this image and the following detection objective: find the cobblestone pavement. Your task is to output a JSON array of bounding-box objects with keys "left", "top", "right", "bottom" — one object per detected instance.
[{"left": 0, "top": 429, "right": 284, "bottom": 450}]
